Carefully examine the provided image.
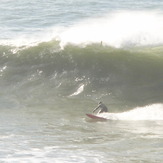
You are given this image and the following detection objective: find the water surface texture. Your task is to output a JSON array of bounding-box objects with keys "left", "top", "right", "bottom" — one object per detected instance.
[{"left": 0, "top": 0, "right": 163, "bottom": 162}]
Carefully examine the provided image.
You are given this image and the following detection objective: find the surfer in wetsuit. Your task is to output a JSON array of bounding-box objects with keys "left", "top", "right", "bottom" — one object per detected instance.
[{"left": 93, "top": 101, "right": 108, "bottom": 114}]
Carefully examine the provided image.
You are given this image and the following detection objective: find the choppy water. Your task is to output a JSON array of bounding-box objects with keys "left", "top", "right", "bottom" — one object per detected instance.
[
  {"left": 0, "top": 0, "right": 163, "bottom": 162},
  {"left": 0, "top": 105, "right": 163, "bottom": 162}
]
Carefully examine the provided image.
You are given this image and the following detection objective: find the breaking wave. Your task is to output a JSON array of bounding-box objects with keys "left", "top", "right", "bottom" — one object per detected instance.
[
  {"left": 59, "top": 11, "right": 163, "bottom": 48},
  {"left": 1, "top": 40, "right": 163, "bottom": 110},
  {"left": 1, "top": 10, "right": 163, "bottom": 48},
  {"left": 1, "top": 10, "right": 163, "bottom": 110}
]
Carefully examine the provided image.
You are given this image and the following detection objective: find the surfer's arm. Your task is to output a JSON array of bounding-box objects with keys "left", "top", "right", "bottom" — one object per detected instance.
[{"left": 93, "top": 105, "right": 100, "bottom": 113}]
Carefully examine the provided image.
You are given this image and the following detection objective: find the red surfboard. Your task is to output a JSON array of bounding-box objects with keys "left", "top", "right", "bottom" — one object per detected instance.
[{"left": 86, "top": 113, "right": 108, "bottom": 121}]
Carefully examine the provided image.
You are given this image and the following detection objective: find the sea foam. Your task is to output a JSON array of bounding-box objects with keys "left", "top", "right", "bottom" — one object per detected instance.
[
  {"left": 1, "top": 10, "right": 163, "bottom": 49},
  {"left": 100, "top": 104, "right": 163, "bottom": 121}
]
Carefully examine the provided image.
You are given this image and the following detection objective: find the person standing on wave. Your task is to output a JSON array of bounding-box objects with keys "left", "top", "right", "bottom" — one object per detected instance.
[{"left": 93, "top": 101, "right": 108, "bottom": 114}]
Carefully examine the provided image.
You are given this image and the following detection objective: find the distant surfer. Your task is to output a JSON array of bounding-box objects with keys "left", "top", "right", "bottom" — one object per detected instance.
[{"left": 93, "top": 101, "right": 108, "bottom": 114}]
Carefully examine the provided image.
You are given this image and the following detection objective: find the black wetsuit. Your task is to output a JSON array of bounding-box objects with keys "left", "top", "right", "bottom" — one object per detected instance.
[{"left": 93, "top": 102, "right": 108, "bottom": 113}]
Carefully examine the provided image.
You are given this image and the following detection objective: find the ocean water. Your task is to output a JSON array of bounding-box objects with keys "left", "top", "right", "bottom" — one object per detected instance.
[{"left": 0, "top": 0, "right": 163, "bottom": 162}]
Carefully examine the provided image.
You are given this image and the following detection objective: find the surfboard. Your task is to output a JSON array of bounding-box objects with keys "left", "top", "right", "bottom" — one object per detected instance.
[{"left": 86, "top": 113, "right": 108, "bottom": 121}]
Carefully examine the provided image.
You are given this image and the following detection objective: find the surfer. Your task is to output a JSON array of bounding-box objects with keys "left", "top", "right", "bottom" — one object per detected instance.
[{"left": 93, "top": 101, "right": 108, "bottom": 114}]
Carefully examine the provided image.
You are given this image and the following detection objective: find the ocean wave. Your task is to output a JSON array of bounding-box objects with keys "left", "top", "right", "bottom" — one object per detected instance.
[{"left": 1, "top": 41, "right": 163, "bottom": 107}]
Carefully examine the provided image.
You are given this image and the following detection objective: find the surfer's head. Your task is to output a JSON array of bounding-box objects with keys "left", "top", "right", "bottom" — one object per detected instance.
[{"left": 99, "top": 101, "right": 102, "bottom": 104}]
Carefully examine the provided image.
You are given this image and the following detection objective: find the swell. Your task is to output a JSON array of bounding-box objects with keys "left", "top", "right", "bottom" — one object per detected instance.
[{"left": 1, "top": 41, "right": 163, "bottom": 107}]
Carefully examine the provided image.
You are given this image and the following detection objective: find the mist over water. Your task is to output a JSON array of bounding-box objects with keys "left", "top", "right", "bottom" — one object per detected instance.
[
  {"left": 59, "top": 11, "right": 163, "bottom": 48},
  {"left": 2, "top": 10, "right": 163, "bottom": 49}
]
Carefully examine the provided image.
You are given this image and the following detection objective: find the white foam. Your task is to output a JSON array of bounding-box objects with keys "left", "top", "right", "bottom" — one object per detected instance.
[
  {"left": 59, "top": 11, "right": 163, "bottom": 48},
  {"left": 2, "top": 10, "right": 163, "bottom": 48},
  {"left": 100, "top": 104, "right": 163, "bottom": 121},
  {"left": 69, "top": 84, "right": 85, "bottom": 97}
]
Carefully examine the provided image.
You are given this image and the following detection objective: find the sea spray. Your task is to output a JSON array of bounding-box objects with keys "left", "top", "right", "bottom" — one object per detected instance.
[
  {"left": 1, "top": 11, "right": 163, "bottom": 49},
  {"left": 99, "top": 104, "right": 163, "bottom": 120},
  {"left": 59, "top": 11, "right": 163, "bottom": 48}
]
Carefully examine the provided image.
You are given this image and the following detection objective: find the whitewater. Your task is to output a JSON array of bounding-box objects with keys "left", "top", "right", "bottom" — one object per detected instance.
[
  {"left": 0, "top": 0, "right": 163, "bottom": 162},
  {"left": 2, "top": 10, "right": 163, "bottom": 48},
  {"left": 98, "top": 104, "right": 163, "bottom": 121}
]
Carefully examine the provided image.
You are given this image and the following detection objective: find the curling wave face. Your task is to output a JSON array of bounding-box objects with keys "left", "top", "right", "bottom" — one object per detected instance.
[{"left": 1, "top": 41, "right": 163, "bottom": 110}]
